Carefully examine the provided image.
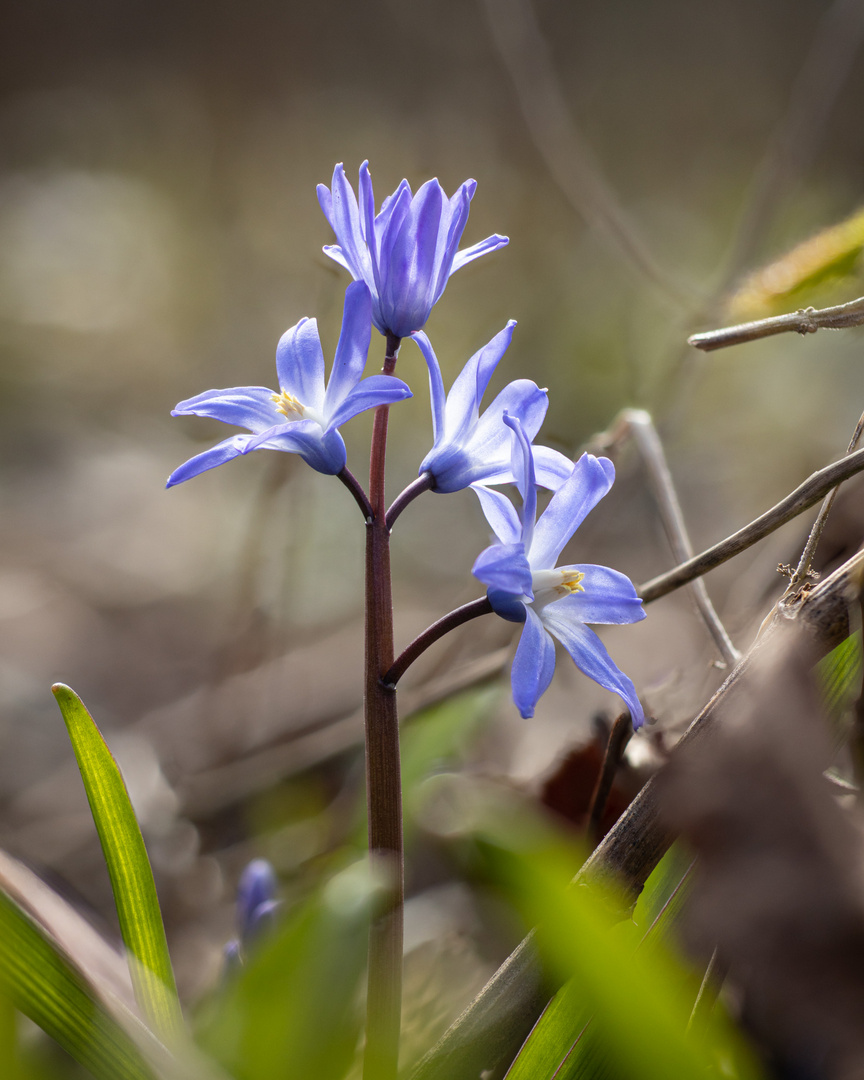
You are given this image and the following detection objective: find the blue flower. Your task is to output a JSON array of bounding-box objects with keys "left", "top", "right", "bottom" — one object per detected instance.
[
  {"left": 412, "top": 323, "right": 573, "bottom": 493},
  {"left": 236, "top": 858, "right": 280, "bottom": 947},
  {"left": 472, "top": 415, "right": 646, "bottom": 725},
  {"left": 168, "top": 282, "right": 411, "bottom": 485},
  {"left": 317, "top": 162, "right": 509, "bottom": 339}
]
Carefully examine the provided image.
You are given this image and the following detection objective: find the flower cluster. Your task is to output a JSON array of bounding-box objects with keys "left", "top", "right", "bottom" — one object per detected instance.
[{"left": 169, "top": 160, "right": 644, "bottom": 724}]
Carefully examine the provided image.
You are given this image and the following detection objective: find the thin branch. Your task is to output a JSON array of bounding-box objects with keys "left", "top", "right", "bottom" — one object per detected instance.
[
  {"left": 688, "top": 295, "right": 864, "bottom": 352},
  {"left": 639, "top": 445, "right": 864, "bottom": 603},
  {"left": 478, "top": 0, "right": 700, "bottom": 309},
  {"left": 383, "top": 598, "right": 493, "bottom": 688},
  {"left": 386, "top": 472, "right": 434, "bottom": 531},
  {"left": 621, "top": 409, "right": 740, "bottom": 666},
  {"left": 586, "top": 712, "right": 632, "bottom": 847},
  {"left": 786, "top": 409, "right": 864, "bottom": 593},
  {"left": 337, "top": 466, "right": 373, "bottom": 521}
]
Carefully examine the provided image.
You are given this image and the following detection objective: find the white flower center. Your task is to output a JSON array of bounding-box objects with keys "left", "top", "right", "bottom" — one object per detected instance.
[
  {"left": 531, "top": 568, "right": 585, "bottom": 606},
  {"left": 271, "top": 390, "right": 324, "bottom": 426}
]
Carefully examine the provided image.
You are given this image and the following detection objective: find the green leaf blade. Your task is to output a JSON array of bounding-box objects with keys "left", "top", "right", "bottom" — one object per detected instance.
[
  {"left": 0, "top": 886, "right": 159, "bottom": 1080},
  {"left": 52, "top": 683, "right": 182, "bottom": 1039}
]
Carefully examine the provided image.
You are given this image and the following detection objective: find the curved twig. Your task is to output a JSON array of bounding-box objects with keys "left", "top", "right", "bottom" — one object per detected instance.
[{"left": 639, "top": 445, "right": 864, "bottom": 602}]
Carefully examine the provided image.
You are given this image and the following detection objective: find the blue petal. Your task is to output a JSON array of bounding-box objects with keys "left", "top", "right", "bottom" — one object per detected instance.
[
  {"left": 528, "top": 453, "right": 615, "bottom": 571},
  {"left": 171, "top": 387, "right": 280, "bottom": 434},
  {"left": 442, "top": 322, "right": 516, "bottom": 448},
  {"left": 275, "top": 317, "right": 326, "bottom": 412},
  {"left": 422, "top": 379, "right": 543, "bottom": 491},
  {"left": 324, "top": 163, "right": 374, "bottom": 282},
  {"left": 450, "top": 234, "right": 510, "bottom": 273},
  {"left": 471, "top": 485, "right": 522, "bottom": 544},
  {"left": 431, "top": 380, "right": 548, "bottom": 492},
  {"left": 236, "top": 859, "right": 278, "bottom": 942},
  {"left": 472, "top": 541, "right": 532, "bottom": 597},
  {"left": 539, "top": 612, "right": 644, "bottom": 728},
  {"left": 531, "top": 445, "right": 575, "bottom": 491},
  {"left": 487, "top": 589, "right": 527, "bottom": 623},
  {"left": 381, "top": 178, "right": 445, "bottom": 335},
  {"left": 431, "top": 180, "right": 475, "bottom": 300},
  {"left": 243, "top": 420, "right": 346, "bottom": 475},
  {"left": 321, "top": 244, "right": 352, "bottom": 273},
  {"left": 463, "top": 443, "right": 569, "bottom": 493},
  {"left": 323, "top": 282, "right": 373, "bottom": 419},
  {"left": 358, "top": 162, "right": 380, "bottom": 288},
  {"left": 166, "top": 434, "right": 254, "bottom": 487},
  {"left": 546, "top": 564, "right": 646, "bottom": 625},
  {"left": 511, "top": 607, "right": 557, "bottom": 719},
  {"left": 325, "top": 374, "right": 412, "bottom": 433},
  {"left": 375, "top": 181, "right": 412, "bottom": 278},
  {"left": 503, "top": 414, "right": 536, "bottom": 552},
  {"left": 412, "top": 331, "right": 446, "bottom": 445}
]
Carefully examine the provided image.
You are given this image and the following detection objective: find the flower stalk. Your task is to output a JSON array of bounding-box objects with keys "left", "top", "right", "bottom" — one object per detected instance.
[{"left": 363, "top": 331, "right": 403, "bottom": 1080}]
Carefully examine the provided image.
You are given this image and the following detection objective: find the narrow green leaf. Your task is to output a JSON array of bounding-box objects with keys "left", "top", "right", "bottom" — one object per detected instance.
[
  {"left": 819, "top": 630, "right": 862, "bottom": 725},
  {"left": 52, "top": 684, "right": 182, "bottom": 1038},
  {"left": 481, "top": 824, "right": 763, "bottom": 1080},
  {"left": 0, "top": 883, "right": 159, "bottom": 1080},
  {"left": 504, "top": 846, "right": 694, "bottom": 1080}
]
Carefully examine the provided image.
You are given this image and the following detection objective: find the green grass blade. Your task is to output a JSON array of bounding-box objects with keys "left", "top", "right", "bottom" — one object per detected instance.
[
  {"left": 504, "top": 846, "right": 695, "bottom": 1080},
  {"left": 52, "top": 683, "right": 182, "bottom": 1038},
  {"left": 0, "top": 885, "right": 159, "bottom": 1080}
]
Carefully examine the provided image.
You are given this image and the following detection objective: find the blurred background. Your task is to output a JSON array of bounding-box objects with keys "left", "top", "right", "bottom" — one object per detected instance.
[{"left": 3, "top": 0, "right": 864, "bottom": 1054}]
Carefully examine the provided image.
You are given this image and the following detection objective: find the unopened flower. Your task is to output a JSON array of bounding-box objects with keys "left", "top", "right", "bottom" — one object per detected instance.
[
  {"left": 168, "top": 282, "right": 411, "bottom": 485},
  {"left": 223, "top": 858, "right": 283, "bottom": 974},
  {"left": 318, "top": 162, "right": 508, "bottom": 338},
  {"left": 472, "top": 415, "right": 645, "bottom": 725},
  {"left": 413, "top": 323, "right": 572, "bottom": 493}
]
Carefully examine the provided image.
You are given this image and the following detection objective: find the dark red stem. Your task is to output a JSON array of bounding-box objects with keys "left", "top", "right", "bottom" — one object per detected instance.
[
  {"left": 383, "top": 597, "right": 494, "bottom": 688},
  {"left": 363, "top": 331, "right": 403, "bottom": 1080},
  {"left": 338, "top": 466, "right": 373, "bottom": 521}
]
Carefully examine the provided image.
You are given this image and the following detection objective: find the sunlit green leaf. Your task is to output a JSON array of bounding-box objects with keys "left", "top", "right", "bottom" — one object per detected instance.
[
  {"left": 819, "top": 630, "right": 862, "bottom": 725},
  {"left": 505, "top": 845, "right": 694, "bottom": 1080},
  {"left": 482, "top": 823, "right": 762, "bottom": 1080},
  {"left": 52, "top": 684, "right": 182, "bottom": 1039},
  {"left": 0, "top": 880, "right": 160, "bottom": 1080}
]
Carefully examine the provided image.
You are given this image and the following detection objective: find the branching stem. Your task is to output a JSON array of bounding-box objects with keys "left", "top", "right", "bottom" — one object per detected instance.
[
  {"left": 338, "top": 466, "right": 373, "bottom": 521},
  {"left": 383, "top": 598, "right": 494, "bottom": 688},
  {"left": 386, "top": 473, "right": 434, "bottom": 531}
]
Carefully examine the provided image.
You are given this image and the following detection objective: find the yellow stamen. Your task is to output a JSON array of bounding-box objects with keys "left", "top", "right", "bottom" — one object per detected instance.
[
  {"left": 554, "top": 570, "right": 585, "bottom": 597},
  {"left": 271, "top": 390, "right": 306, "bottom": 419}
]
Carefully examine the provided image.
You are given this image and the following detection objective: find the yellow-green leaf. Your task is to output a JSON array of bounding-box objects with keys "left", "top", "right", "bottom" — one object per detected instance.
[{"left": 52, "top": 684, "right": 182, "bottom": 1039}]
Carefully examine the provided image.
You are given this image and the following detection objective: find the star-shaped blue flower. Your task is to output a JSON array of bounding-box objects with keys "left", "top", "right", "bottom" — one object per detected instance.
[
  {"left": 412, "top": 322, "right": 573, "bottom": 493},
  {"left": 167, "top": 282, "right": 411, "bottom": 485},
  {"left": 317, "top": 162, "right": 509, "bottom": 339},
  {"left": 472, "top": 414, "right": 646, "bottom": 725}
]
